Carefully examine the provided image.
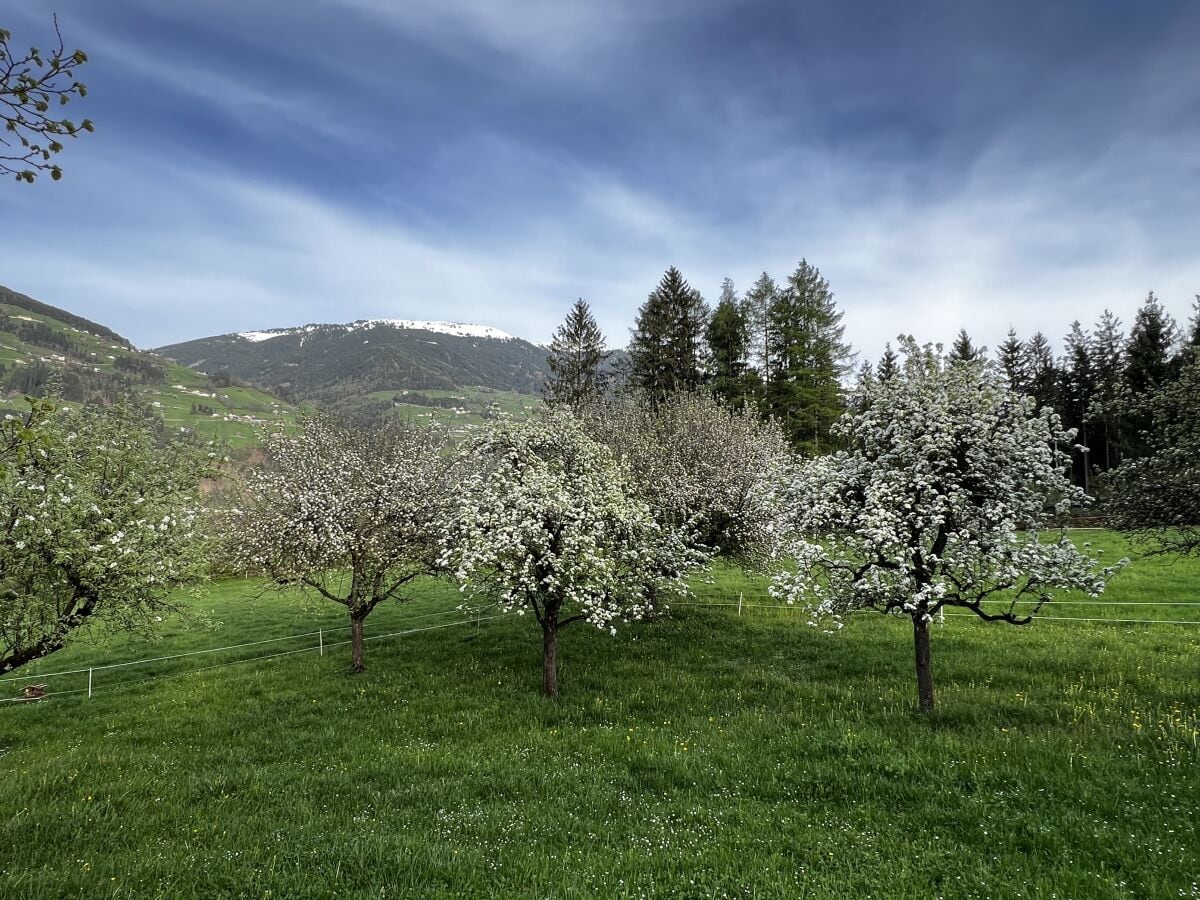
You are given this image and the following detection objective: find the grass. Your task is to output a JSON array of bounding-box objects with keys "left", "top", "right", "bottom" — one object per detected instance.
[{"left": 2, "top": 532, "right": 1198, "bottom": 898}]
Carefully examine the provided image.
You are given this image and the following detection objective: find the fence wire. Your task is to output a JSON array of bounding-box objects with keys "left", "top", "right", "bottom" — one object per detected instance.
[{"left": 0, "top": 605, "right": 502, "bottom": 704}]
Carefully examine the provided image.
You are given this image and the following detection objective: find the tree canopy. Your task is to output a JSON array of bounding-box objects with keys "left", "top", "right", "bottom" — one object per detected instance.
[{"left": 771, "top": 340, "right": 1122, "bottom": 711}]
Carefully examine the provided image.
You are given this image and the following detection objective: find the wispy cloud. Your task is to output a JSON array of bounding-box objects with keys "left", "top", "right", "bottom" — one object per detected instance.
[{"left": 5, "top": 0, "right": 1198, "bottom": 361}]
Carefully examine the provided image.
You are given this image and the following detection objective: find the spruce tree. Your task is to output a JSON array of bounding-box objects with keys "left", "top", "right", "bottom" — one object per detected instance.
[
  {"left": 1187, "top": 296, "right": 1200, "bottom": 350},
  {"left": 628, "top": 267, "right": 709, "bottom": 400},
  {"left": 996, "top": 328, "right": 1027, "bottom": 394},
  {"left": 1025, "top": 332, "right": 1060, "bottom": 412},
  {"left": 877, "top": 342, "right": 900, "bottom": 381},
  {"left": 1089, "top": 310, "right": 1127, "bottom": 472},
  {"left": 1061, "top": 321, "right": 1095, "bottom": 490},
  {"left": 743, "top": 272, "right": 779, "bottom": 382},
  {"left": 544, "top": 299, "right": 611, "bottom": 410},
  {"left": 1123, "top": 292, "right": 1179, "bottom": 458},
  {"left": 949, "top": 328, "right": 982, "bottom": 363},
  {"left": 763, "top": 259, "right": 853, "bottom": 453},
  {"left": 706, "top": 280, "right": 757, "bottom": 409}
]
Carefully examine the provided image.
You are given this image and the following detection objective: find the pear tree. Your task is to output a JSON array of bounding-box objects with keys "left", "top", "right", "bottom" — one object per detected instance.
[{"left": 771, "top": 340, "right": 1123, "bottom": 711}]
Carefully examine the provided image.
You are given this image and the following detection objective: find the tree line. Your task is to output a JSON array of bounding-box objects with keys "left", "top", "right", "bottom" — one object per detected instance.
[
  {"left": 546, "top": 260, "right": 854, "bottom": 455},
  {"left": 545, "top": 266, "right": 1199, "bottom": 497}
]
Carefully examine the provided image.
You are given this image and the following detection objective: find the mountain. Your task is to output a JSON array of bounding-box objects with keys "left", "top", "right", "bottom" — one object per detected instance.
[
  {"left": 0, "top": 284, "right": 298, "bottom": 448},
  {"left": 155, "top": 319, "right": 553, "bottom": 412}
]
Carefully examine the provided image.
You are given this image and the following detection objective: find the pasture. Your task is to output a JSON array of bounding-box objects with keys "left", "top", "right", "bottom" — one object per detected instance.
[{"left": 1, "top": 532, "right": 1198, "bottom": 898}]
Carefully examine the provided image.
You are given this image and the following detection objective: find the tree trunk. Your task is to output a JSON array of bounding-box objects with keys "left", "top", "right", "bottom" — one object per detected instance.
[
  {"left": 542, "top": 615, "right": 559, "bottom": 698},
  {"left": 913, "top": 615, "right": 935, "bottom": 712},
  {"left": 350, "top": 612, "right": 366, "bottom": 674}
]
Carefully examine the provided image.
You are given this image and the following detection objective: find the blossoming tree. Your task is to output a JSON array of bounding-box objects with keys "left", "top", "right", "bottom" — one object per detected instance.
[
  {"left": 771, "top": 340, "right": 1123, "bottom": 711},
  {"left": 584, "top": 392, "right": 794, "bottom": 569},
  {"left": 442, "top": 410, "right": 703, "bottom": 697},
  {"left": 230, "top": 417, "right": 460, "bottom": 673},
  {"left": 1, "top": 400, "right": 209, "bottom": 674}
]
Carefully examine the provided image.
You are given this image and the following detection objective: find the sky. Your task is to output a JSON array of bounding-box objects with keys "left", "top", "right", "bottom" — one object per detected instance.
[{"left": 3, "top": 0, "right": 1198, "bottom": 360}]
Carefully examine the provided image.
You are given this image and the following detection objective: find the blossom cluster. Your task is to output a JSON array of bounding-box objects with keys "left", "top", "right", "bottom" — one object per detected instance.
[
  {"left": 441, "top": 409, "right": 705, "bottom": 633},
  {"left": 1, "top": 401, "right": 210, "bottom": 674},
  {"left": 770, "top": 339, "right": 1124, "bottom": 625}
]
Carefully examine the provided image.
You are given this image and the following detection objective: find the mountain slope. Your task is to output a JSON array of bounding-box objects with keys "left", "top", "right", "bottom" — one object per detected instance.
[
  {"left": 155, "top": 319, "right": 552, "bottom": 406},
  {"left": 0, "top": 284, "right": 298, "bottom": 448}
]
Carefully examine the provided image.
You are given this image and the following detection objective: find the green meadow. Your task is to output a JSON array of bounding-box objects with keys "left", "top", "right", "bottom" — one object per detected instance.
[{"left": 2, "top": 531, "right": 1197, "bottom": 898}]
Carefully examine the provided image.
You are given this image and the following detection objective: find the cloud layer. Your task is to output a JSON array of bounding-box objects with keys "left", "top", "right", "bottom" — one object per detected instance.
[{"left": 5, "top": 0, "right": 1198, "bottom": 359}]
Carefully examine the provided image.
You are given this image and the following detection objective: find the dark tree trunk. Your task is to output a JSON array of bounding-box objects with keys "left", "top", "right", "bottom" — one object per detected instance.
[
  {"left": 350, "top": 612, "right": 366, "bottom": 674},
  {"left": 542, "top": 611, "right": 559, "bottom": 698},
  {"left": 913, "top": 615, "right": 935, "bottom": 712}
]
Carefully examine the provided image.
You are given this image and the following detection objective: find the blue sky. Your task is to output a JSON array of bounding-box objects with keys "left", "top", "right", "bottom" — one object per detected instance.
[{"left": 4, "top": 0, "right": 1198, "bottom": 359}]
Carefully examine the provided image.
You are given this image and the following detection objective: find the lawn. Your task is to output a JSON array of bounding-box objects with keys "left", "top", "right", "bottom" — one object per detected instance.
[{"left": 1, "top": 532, "right": 1198, "bottom": 898}]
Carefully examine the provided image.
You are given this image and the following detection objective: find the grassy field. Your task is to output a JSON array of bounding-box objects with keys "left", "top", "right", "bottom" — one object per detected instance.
[
  {"left": 1, "top": 298, "right": 299, "bottom": 448},
  {"left": 365, "top": 387, "right": 540, "bottom": 438},
  {"left": 1, "top": 532, "right": 1198, "bottom": 898}
]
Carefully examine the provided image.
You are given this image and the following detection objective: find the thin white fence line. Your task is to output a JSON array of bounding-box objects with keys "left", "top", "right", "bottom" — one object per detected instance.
[
  {"left": 1, "top": 612, "right": 510, "bottom": 704},
  {"left": 674, "top": 599, "right": 1200, "bottom": 609},
  {"left": 0, "top": 604, "right": 498, "bottom": 684},
  {"left": 941, "top": 613, "right": 1200, "bottom": 625},
  {"left": 672, "top": 601, "right": 1200, "bottom": 627}
]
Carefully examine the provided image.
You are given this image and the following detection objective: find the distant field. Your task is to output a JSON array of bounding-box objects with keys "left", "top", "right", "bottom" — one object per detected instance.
[
  {"left": 1, "top": 531, "right": 1197, "bottom": 897},
  {"left": 1, "top": 299, "right": 300, "bottom": 448},
  {"left": 366, "top": 386, "right": 541, "bottom": 436}
]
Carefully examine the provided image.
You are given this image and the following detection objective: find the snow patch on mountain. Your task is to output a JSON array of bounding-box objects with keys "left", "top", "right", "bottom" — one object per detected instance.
[{"left": 236, "top": 320, "right": 516, "bottom": 342}]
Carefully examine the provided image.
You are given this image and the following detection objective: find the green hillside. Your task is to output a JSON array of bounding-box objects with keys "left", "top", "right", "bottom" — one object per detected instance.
[
  {"left": 155, "top": 321, "right": 551, "bottom": 417},
  {"left": 0, "top": 285, "right": 299, "bottom": 448}
]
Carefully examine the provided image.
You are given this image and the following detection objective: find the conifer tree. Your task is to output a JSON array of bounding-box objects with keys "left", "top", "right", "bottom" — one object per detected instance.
[
  {"left": 1186, "top": 296, "right": 1200, "bottom": 351},
  {"left": 743, "top": 272, "right": 779, "bottom": 381},
  {"left": 1123, "top": 292, "right": 1179, "bottom": 458},
  {"left": 1089, "top": 310, "right": 1127, "bottom": 472},
  {"left": 996, "top": 328, "right": 1028, "bottom": 394},
  {"left": 763, "top": 259, "right": 853, "bottom": 453},
  {"left": 877, "top": 342, "right": 900, "bottom": 381},
  {"left": 1025, "top": 332, "right": 1060, "bottom": 412},
  {"left": 949, "top": 328, "right": 982, "bottom": 363},
  {"left": 628, "top": 267, "right": 709, "bottom": 400},
  {"left": 544, "top": 299, "right": 611, "bottom": 411},
  {"left": 1061, "top": 321, "right": 1095, "bottom": 490},
  {"left": 705, "top": 280, "right": 757, "bottom": 408}
]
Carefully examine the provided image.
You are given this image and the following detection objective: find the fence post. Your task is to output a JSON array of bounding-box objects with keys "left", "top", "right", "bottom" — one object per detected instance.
[
  {"left": 738, "top": 593, "right": 743, "bottom": 616},
  {"left": 88, "top": 667, "right": 93, "bottom": 699},
  {"left": 319, "top": 630, "right": 323, "bottom": 656}
]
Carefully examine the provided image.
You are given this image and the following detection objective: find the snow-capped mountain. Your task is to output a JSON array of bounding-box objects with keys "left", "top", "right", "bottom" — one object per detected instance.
[{"left": 154, "top": 318, "right": 549, "bottom": 405}]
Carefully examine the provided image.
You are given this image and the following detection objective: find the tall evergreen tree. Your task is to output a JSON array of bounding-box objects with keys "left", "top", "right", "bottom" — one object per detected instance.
[
  {"left": 763, "top": 259, "right": 853, "bottom": 453},
  {"left": 1060, "top": 321, "right": 1095, "bottom": 490},
  {"left": 544, "top": 299, "right": 611, "bottom": 410},
  {"left": 1186, "top": 295, "right": 1200, "bottom": 351},
  {"left": 743, "top": 272, "right": 779, "bottom": 382},
  {"left": 628, "top": 267, "right": 709, "bottom": 400},
  {"left": 1089, "top": 310, "right": 1127, "bottom": 472},
  {"left": 877, "top": 342, "right": 900, "bottom": 381},
  {"left": 949, "top": 328, "right": 983, "bottom": 363},
  {"left": 996, "top": 328, "right": 1028, "bottom": 394},
  {"left": 1025, "top": 332, "right": 1060, "bottom": 412},
  {"left": 1123, "top": 291, "right": 1179, "bottom": 458},
  {"left": 705, "top": 280, "right": 757, "bottom": 409}
]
